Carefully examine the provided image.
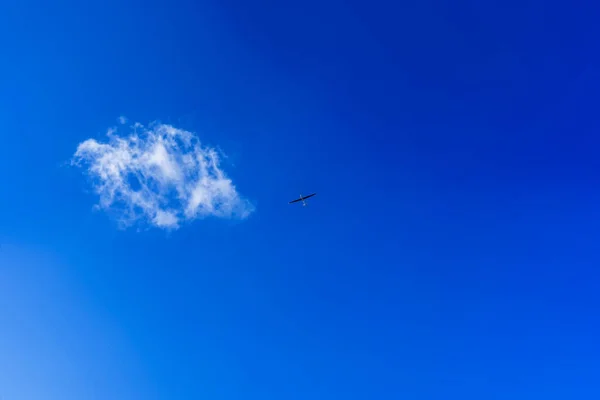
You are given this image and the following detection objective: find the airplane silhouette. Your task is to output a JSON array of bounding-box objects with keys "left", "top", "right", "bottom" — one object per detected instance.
[{"left": 289, "top": 193, "right": 316, "bottom": 206}]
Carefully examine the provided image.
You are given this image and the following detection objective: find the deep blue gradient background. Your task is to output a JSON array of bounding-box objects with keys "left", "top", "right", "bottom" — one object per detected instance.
[{"left": 2, "top": 0, "right": 600, "bottom": 398}]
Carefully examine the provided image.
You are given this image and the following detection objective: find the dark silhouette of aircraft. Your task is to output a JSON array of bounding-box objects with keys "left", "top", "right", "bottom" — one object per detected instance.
[{"left": 289, "top": 193, "right": 316, "bottom": 206}]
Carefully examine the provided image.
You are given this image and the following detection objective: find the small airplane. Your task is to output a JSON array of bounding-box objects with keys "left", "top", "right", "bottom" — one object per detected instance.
[{"left": 289, "top": 193, "right": 316, "bottom": 206}]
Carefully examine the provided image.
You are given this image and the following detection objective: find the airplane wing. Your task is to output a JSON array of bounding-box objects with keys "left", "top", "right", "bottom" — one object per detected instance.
[{"left": 289, "top": 193, "right": 316, "bottom": 204}]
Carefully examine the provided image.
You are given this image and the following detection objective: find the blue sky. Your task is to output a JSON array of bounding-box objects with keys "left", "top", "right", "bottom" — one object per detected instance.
[{"left": 2, "top": 0, "right": 600, "bottom": 398}]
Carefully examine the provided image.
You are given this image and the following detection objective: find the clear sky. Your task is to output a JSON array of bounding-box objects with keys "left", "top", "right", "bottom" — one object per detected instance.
[{"left": 2, "top": 0, "right": 600, "bottom": 398}]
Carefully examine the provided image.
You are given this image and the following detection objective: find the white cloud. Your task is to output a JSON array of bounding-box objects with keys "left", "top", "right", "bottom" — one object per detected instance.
[{"left": 72, "top": 120, "right": 253, "bottom": 229}]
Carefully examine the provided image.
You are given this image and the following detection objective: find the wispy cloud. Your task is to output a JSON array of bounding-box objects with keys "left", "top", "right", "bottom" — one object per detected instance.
[{"left": 72, "top": 120, "right": 253, "bottom": 229}]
